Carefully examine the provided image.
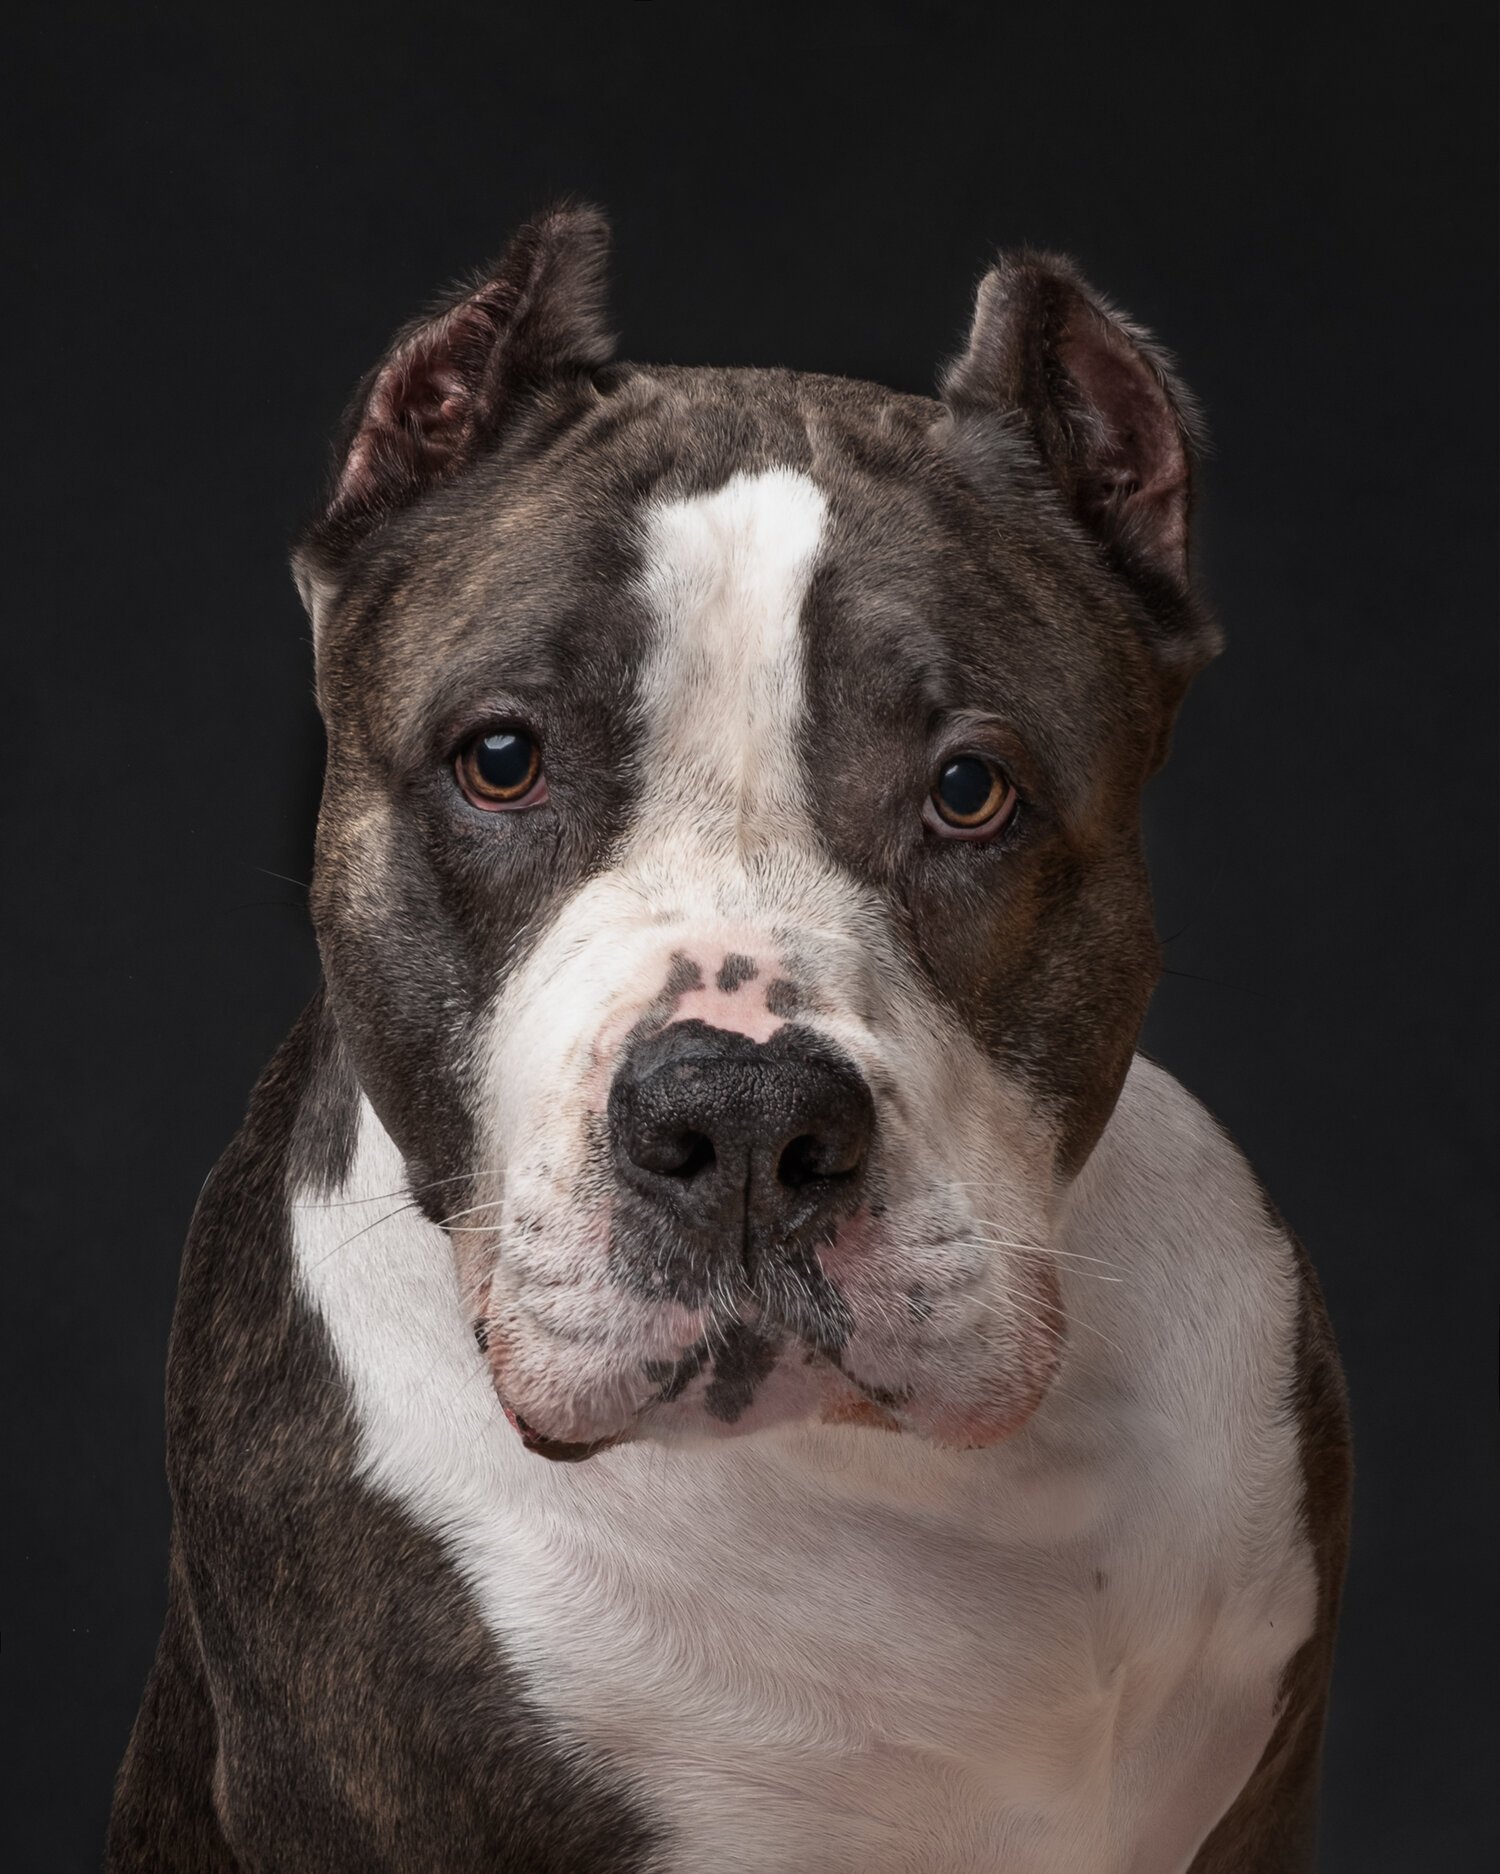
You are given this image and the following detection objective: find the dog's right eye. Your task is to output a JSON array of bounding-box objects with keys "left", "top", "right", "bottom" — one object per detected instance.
[{"left": 456, "top": 730, "right": 547, "bottom": 810}]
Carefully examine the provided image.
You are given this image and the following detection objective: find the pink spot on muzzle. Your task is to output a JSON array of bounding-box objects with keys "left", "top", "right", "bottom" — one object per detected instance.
[
  {"left": 673, "top": 951, "right": 787, "bottom": 1043},
  {"left": 674, "top": 982, "right": 785, "bottom": 1043}
]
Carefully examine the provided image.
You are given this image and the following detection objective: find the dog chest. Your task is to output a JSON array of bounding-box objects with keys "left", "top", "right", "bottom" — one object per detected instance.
[
  {"left": 471, "top": 1440, "right": 1299, "bottom": 1874},
  {"left": 292, "top": 1076, "right": 1315, "bottom": 1873}
]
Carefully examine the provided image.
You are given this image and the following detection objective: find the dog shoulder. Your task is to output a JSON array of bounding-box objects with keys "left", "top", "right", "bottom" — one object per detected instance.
[
  {"left": 1091, "top": 1058, "right": 1352, "bottom": 1873},
  {"left": 164, "top": 994, "right": 353, "bottom": 1515},
  {"left": 1104, "top": 1056, "right": 1350, "bottom": 1423},
  {"left": 1087, "top": 1054, "right": 1351, "bottom": 1546}
]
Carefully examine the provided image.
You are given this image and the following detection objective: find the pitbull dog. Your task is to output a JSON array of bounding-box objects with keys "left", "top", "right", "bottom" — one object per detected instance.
[{"left": 108, "top": 206, "right": 1350, "bottom": 1873}]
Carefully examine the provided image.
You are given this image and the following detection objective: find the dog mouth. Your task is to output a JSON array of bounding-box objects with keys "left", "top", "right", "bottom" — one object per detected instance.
[
  {"left": 481, "top": 1219, "right": 1065, "bottom": 1463},
  {"left": 492, "top": 1303, "right": 1060, "bottom": 1463}
]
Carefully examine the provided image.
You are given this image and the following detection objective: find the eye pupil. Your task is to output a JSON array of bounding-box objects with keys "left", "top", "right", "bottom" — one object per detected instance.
[
  {"left": 937, "top": 756, "right": 1000, "bottom": 822},
  {"left": 458, "top": 728, "right": 543, "bottom": 807},
  {"left": 475, "top": 732, "right": 534, "bottom": 793}
]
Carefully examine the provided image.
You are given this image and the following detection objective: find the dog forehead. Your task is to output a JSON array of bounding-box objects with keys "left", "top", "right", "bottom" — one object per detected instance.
[
  {"left": 314, "top": 362, "right": 1133, "bottom": 789},
  {"left": 317, "top": 365, "right": 931, "bottom": 653}
]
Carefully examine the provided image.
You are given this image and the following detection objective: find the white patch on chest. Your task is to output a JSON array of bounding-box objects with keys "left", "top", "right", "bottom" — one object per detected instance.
[{"left": 293, "top": 1060, "right": 1316, "bottom": 1873}]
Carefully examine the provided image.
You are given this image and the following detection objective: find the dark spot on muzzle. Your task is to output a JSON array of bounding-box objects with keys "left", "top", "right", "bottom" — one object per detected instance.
[
  {"left": 703, "top": 1322, "right": 781, "bottom": 1423},
  {"left": 716, "top": 952, "right": 758, "bottom": 993},
  {"left": 765, "top": 977, "right": 804, "bottom": 1018}
]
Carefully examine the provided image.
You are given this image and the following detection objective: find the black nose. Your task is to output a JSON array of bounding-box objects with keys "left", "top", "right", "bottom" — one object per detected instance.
[{"left": 608, "top": 1020, "right": 874, "bottom": 1290}]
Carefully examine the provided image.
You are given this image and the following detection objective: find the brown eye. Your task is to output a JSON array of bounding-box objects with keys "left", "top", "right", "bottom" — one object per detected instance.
[
  {"left": 456, "top": 730, "right": 545, "bottom": 810},
  {"left": 926, "top": 755, "right": 1017, "bottom": 838}
]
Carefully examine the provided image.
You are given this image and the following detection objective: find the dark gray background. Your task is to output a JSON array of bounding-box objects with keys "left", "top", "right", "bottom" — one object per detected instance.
[{"left": 7, "top": 3, "right": 1496, "bottom": 1866}]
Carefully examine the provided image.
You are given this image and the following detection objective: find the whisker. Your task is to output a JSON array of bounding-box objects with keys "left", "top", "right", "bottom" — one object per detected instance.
[
  {"left": 251, "top": 865, "right": 311, "bottom": 892},
  {"left": 294, "top": 1168, "right": 507, "bottom": 1212},
  {"left": 962, "top": 1232, "right": 1128, "bottom": 1276},
  {"left": 967, "top": 1292, "right": 1132, "bottom": 1363},
  {"left": 308, "top": 1180, "right": 512, "bottom": 1268},
  {"left": 430, "top": 1196, "right": 515, "bottom": 1232},
  {"left": 311, "top": 1198, "right": 424, "bottom": 1267}
]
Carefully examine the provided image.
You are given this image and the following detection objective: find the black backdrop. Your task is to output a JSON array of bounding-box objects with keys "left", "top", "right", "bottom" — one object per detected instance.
[{"left": 7, "top": 4, "right": 1496, "bottom": 1867}]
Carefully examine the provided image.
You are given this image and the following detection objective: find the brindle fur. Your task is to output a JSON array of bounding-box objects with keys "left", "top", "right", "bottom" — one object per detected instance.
[
  {"left": 109, "top": 205, "right": 1349, "bottom": 1871},
  {"left": 108, "top": 999, "right": 658, "bottom": 1872}
]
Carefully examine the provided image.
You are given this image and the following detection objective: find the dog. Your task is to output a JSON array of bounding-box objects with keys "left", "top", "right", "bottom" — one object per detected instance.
[{"left": 107, "top": 205, "right": 1350, "bottom": 1873}]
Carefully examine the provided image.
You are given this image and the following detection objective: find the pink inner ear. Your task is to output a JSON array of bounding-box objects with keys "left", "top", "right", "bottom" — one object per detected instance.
[
  {"left": 1058, "top": 319, "right": 1189, "bottom": 578},
  {"left": 334, "top": 287, "right": 511, "bottom": 517}
]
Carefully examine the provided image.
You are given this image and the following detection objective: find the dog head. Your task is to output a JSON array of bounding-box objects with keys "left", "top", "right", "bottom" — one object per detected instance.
[{"left": 294, "top": 205, "right": 1218, "bottom": 1459}]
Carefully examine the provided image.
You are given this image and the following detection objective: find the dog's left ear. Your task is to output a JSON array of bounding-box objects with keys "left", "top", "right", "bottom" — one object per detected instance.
[{"left": 941, "top": 251, "right": 1219, "bottom": 687}]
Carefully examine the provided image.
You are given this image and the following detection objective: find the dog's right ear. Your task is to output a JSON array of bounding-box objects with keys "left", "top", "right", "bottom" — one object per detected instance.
[{"left": 294, "top": 203, "right": 613, "bottom": 607}]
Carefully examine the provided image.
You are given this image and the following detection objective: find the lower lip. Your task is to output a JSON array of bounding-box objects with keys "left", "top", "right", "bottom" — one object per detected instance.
[{"left": 501, "top": 1402, "right": 617, "bottom": 1464}]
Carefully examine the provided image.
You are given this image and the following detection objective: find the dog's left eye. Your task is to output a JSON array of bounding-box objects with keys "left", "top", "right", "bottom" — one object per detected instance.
[
  {"left": 456, "top": 730, "right": 547, "bottom": 810},
  {"left": 924, "top": 755, "right": 1018, "bottom": 840}
]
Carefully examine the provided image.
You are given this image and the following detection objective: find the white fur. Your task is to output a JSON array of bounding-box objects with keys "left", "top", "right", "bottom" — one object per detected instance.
[{"left": 293, "top": 1058, "right": 1315, "bottom": 1874}]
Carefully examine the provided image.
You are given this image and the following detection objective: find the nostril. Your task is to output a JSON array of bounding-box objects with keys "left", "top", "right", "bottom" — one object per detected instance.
[
  {"left": 656, "top": 1130, "right": 717, "bottom": 1181},
  {"left": 778, "top": 1133, "right": 861, "bottom": 1188},
  {"left": 777, "top": 1135, "right": 821, "bottom": 1188}
]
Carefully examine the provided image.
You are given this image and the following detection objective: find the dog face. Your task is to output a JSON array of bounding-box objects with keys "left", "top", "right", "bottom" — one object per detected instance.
[{"left": 296, "top": 208, "right": 1217, "bottom": 1458}]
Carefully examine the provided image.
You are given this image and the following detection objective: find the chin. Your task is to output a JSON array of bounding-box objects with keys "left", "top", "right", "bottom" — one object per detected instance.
[{"left": 490, "top": 1314, "right": 1063, "bottom": 1465}]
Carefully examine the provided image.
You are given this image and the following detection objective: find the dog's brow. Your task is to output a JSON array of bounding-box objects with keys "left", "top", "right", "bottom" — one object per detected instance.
[{"left": 373, "top": 603, "right": 640, "bottom": 774}]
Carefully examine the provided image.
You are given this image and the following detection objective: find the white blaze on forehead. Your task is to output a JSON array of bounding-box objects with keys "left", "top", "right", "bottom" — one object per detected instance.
[{"left": 633, "top": 467, "right": 826, "bottom": 838}]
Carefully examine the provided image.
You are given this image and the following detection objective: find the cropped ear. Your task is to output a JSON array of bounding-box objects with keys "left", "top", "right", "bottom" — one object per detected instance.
[
  {"left": 941, "top": 250, "right": 1218, "bottom": 676},
  {"left": 296, "top": 202, "right": 614, "bottom": 581}
]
